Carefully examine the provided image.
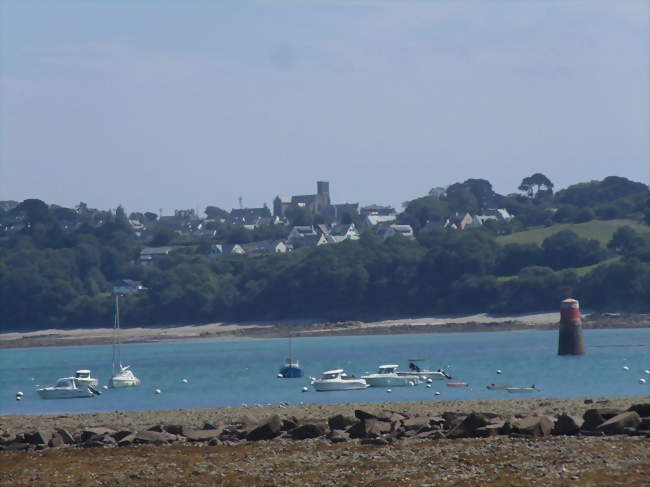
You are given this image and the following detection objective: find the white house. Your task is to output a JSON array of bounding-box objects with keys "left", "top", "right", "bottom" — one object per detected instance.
[{"left": 377, "top": 224, "right": 415, "bottom": 239}]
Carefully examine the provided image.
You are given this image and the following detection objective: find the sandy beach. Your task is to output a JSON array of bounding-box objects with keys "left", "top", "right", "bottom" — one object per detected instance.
[{"left": 2, "top": 312, "right": 648, "bottom": 349}]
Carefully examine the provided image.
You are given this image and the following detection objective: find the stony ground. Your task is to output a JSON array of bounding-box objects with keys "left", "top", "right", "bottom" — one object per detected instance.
[
  {"left": 1, "top": 436, "right": 649, "bottom": 486},
  {"left": 1, "top": 397, "right": 649, "bottom": 486}
]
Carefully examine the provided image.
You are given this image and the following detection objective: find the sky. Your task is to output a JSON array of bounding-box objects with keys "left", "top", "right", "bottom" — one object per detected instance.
[{"left": 1, "top": 0, "right": 648, "bottom": 215}]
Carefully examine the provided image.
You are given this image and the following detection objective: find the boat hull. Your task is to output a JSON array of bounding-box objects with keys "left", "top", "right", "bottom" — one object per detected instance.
[
  {"left": 362, "top": 375, "right": 419, "bottom": 387},
  {"left": 313, "top": 380, "right": 369, "bottom": 392},
  {"left": 37, "top": 388, "right": 94, "bottom": 399},
  {"left": 109, "top": 377, "right": 141, "bottom": 388},
  {"left": 279, "top": 366, "right": 303, "bottom": 378},
  {"left": 506, "top": 387, "right": 537, "bottom": 393}
]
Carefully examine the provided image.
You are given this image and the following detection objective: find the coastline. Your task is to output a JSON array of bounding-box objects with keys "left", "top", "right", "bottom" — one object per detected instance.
[
  {"left": 2, "top": 396, "right": 649, "bottom": 486},
  {"left": 1, "top": 312, "right": 649, "bottom": 349}
]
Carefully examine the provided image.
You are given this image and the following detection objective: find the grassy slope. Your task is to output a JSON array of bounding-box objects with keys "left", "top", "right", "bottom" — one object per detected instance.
[{"left": 496, "top": 219, "right": 650, "bottom": 247}]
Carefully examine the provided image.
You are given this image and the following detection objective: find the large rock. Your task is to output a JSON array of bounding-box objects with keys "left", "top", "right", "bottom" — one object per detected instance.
[
  {"left": 80, "top": 428, "right": 116, "bottom": 442},
  {"left": 237, "top": 414, "right": 259, "bottom": 432},
  {"left": 328, "top": 414, "right": 356, "bottom": 431},
  {"left": 55, "top": 429, "right": 75, "bottom": 444},
  {"left": 185, "top": 429, "right": 223, "bottom": 442},
  {"left": 447, "top": 413, "right": 490, "bottom": 438},
  {"left": 23, "top": 430, "right": 52, "bottom": 445},
  {"left": 596, "top": 411, "right": 641, "bottom": 435},
  {"left": 355, "top": 409, "right": 377, "bottom": 421},
  {"left": 402, "top": 417, "right": 430, "bottom": 432},
  {"left": 442, "top": 412, "right": 467, "bottom": 431},
  {"left": 627, "top": 404, "right": 650, "bottom": 418},
  {"left": 290, "top": 423, "right": 327, "bottom": 440},
  {"left": 363, "top": 419, "right": 391, "bottom": 438},
  {"left": 583, "top": 408, "right": 623, "bottom": 431},
  {"left": 246, "top": 415, "right": 282, "bottom": 441},
  {"left": 164, "top": 424, "right": 185, "bottom": 436},
  {"left": 512, "top": 416, "right": 554, "bottom": 437},
  {"left": 327, "top": 430, "right": 349, "bottom": 443},
  {"left": 553, "top": 414, "right": 584, "bottom": 436},
  {"left": 134, "top": 430, "right": 177, "bottom": 445},
  {"left": 117, "top": 434, "right": 136, "bottom": 447}
]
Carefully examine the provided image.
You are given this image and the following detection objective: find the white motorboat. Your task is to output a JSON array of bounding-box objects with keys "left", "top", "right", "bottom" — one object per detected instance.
[
  {"left": 397, "top": 360, "right": 452, "bottom": 380},
  {"left": 362, "top": 364, "right": 420, "bottom": 387},
  {"left": 108, "top": 290, "right": 141, "bottom": 388},
  {"left": 73, "top": 369, "right": 99, "bottom": 387},
  {"left": 312, "top": 369, "right": 369, "bottom": 392},
  {"left": 506, "top": 386, "right": 538, "bottom": 393},
  {"left": 37, "top": 377, "right": 100, "bottom": 399}
]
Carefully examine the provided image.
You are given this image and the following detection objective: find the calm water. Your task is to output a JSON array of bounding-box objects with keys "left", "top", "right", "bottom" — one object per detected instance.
[{"left": 1, "top": 329, "right": 649, "bottom": 415}]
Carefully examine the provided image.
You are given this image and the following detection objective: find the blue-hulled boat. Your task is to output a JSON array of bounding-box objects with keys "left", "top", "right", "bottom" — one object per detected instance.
[{"left": 278, "top": 338, "right": 303, "bottom": 378}]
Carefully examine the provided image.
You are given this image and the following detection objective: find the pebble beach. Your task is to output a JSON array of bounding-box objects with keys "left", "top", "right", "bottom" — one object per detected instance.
[{"left": 2, "top": 396, "right": 649, "bottom": 486}]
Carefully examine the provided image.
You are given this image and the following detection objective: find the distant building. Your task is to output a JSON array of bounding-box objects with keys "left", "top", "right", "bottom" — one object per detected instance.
[
  {"left": 274, "top": 181, "right": 331, "bottom": 218},
  {"left": 240, "top": 240, "right": 288, "bottom": 256},
  {"left": 287, "top": 225, "right": 318, "bottom": 242},
  {"left": 209, "top": 243, "right": 245, "bottom": 259},
  {"left": 362, "top": 214, "right": 397, "bottom": 228},
  {"left": 229, "top": 205, "right": 272, "bottom": 225},
  {"left": 376, "top": 224, "right": 415, "bottom": 240},
  {"left": 330, "top": 223, "right": 360, "bottom": 241},
  {"left": 292, "top": 233, "right": 327, "bottom": 249}
]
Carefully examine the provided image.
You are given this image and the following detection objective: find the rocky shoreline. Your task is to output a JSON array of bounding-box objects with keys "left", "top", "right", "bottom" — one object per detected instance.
[{"left": 1, "top": 397, "right": 649, "bottom": 486}]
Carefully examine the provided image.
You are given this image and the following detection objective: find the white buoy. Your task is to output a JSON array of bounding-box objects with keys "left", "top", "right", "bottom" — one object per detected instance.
[
  {"left": 623, "top": 366, "right": 630, "bottom": 371},
  {"left": 277, "top": 374, "right": 283, "bottom": 378},
  {"left": 426, "top": 384, "right": 432, "bottom": 388},
  {"left": 16, "top": 391, "right": 24, "bottom": 397},
  {"left": 16, "top": 395, "right": 22, "bottom": 401},
  {"left": 408, "top": 381, "right": 415, "bottom": 386},
  {"left": 434, "top": 391, "right": 441, "bottom": 396},
  {"left": 154, "top": 388, "right": 161, "bottom": 394},
  {"left": 496, "top": 369, "right": 502, "bottom": 374},
  {"left": 386, "top": 388, "right": 392, "bottom": 393},
  {"left": 426, "top": 378, "right": 433, "bottom": 384},
  {"left": 102, "top": 385, "right": 108, "bottom": 390},
  {"left": 644, "top": 370, "right": 650, "bottom": 375},
  {"left": 301, "top": 386, "right": 308, "bottom": 392},
  {"left": 181, "top": 378, "right": 189, "bottom": 383},
  {"left": 640, "top": 378, "right": 647, "bottom": 384}
]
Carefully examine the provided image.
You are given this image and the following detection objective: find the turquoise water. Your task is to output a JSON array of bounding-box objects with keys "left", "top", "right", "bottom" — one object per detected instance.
[{"left": 1, "top": 329, "right": 649, "bottom": 415}]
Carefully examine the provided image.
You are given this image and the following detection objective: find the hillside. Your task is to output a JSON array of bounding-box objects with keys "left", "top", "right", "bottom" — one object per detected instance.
[{"left": 496, "top": 219, "right": 650, "bottom": 246}]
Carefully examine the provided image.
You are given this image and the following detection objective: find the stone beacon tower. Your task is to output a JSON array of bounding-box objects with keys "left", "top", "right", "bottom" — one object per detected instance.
[{"left": 557, "top": 298, "right": 586, "bottom": 355}]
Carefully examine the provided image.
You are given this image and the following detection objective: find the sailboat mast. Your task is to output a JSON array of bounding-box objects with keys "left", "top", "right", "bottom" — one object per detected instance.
[
  {"left": 115, "top": 294, "right": 122, "bottom": 371},
  {"left": 112, "top": 293, "right": 118, "bottom": 376}
]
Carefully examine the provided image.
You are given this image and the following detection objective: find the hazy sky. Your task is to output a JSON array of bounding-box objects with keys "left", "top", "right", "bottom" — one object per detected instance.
[{"left": 1, "top": 0, "right": 648, "bottom": 215}]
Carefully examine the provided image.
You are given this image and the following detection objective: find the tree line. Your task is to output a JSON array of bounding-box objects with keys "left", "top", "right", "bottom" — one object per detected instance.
[{"left": 1, "top": 175, "right": 649, "bottom": 331}]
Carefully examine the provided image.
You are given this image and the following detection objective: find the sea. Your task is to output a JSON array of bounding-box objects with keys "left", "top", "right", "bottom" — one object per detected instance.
[{"left": 1, "top": 329, "right": 649, "bottom": 416}]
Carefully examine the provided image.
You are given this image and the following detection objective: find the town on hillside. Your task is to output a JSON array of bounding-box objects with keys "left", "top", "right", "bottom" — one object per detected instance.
[{"left": 0, "top": 180, "right": 514, "bottom": 262}]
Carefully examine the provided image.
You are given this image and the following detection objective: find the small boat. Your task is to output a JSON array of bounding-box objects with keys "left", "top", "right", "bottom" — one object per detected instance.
[
  {"left": 108, "top": 291, "right": 141, "bottom": 388},
  {"left": 279, "top": 358, "right": 303, "bottom": 378},
  {"left": 73, "top": 369, "right": 99, "bottom": 387},
  {"left": 312, "top": 369, "right": 369, "bottom": 392},
  {"left": 398, "top": 359, "right": 452, "bottom": 380},
  {"left": 278, "top": 337, "right": 303, "bottom": 378},
  {"left": 362, "top": 364, "right": 420, "bottom": 387},
  {"left": 109, "top": 365, "right": 141, "bottom": 388},
  {"left": 486, "top": 383, "right": 512, "bottom": 390},
  {"left": 506, "top": 385, "right": 538, "bottom": 393},
  {"left": 37, "top": 377, "right": 100, "bottom": 399},
  {"left": 446, "top": 381, "right": 469, "bottom": 387}
]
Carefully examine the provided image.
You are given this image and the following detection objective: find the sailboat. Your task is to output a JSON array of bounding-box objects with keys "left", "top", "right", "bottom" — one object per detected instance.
[
  {"left": 278, "top": 336, "right": 303, "bottom": 378},
  {"left": 109, "top": 289, "right": 141, "bottom": 388}
]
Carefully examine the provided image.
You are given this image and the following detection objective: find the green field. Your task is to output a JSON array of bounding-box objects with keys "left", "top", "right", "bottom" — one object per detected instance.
[{"left": 496, "top": 219, "right": 650, "bottom": 247}]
